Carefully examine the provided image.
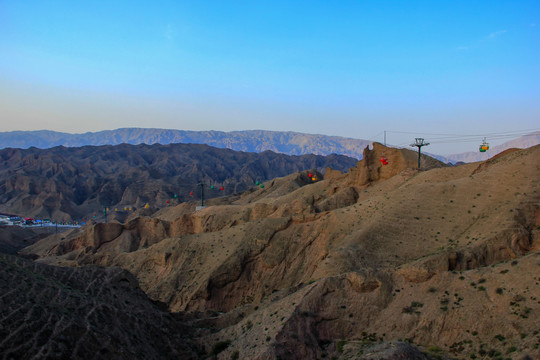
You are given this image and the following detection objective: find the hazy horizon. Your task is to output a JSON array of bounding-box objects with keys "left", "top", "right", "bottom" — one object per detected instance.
[{"left": 1, "top": 1, "right": 539, "bottom": 155}]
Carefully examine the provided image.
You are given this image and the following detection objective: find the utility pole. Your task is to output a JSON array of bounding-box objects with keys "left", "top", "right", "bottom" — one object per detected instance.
[
  {"left": 384, "top": 131, "right": 386, "bottom": 146},
  {"left": 410, "top": 138, "right": 430, "bottom": 169},
  {"left": 198, "top": 182, "right": 205, "bottom": 207}
]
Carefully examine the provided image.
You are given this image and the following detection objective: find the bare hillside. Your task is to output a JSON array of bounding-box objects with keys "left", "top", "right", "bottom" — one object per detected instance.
[
  {"left": 0, "top": 142, "right": 357, "bottom": 222},
  {"left": 18, "top": 143, "right": 540, "bottom": 359},
  {"left": 0, "top": 253, "right": 197, "bottom": 359}
]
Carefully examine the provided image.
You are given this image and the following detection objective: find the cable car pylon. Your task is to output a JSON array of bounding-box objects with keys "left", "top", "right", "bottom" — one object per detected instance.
[{"left": 410, "top": 138, "right": 430, "bottom": 169}]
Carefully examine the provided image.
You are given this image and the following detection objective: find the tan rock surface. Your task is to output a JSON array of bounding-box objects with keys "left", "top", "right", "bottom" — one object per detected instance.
[{"left": 19, "top": 144, "right": 540, "bottom": 359}]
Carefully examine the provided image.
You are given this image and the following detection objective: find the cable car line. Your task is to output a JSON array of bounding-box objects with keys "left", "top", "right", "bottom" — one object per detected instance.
[
  {"left": 380, "top": 128, "right": 539, "bottom": 151},
  {"left": 384, "top": 128, "right": 539, "bottom": 138}
]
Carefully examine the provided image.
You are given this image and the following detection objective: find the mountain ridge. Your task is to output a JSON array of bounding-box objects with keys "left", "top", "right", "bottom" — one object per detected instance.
[
  {"left": 2, "top": 128, "right": 539, "bottom": 163},
  {"left": 0, "top": 142, "right": 358, "bottom": 222},
  {"left": 0, "top": 128, "right": 371, "bottom": 159}
]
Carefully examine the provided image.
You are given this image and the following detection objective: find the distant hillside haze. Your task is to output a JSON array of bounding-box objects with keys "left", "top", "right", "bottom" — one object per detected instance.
[
  {"left": 0, "top": 128, "right": 371, "bottom": 159},
  {"left": 440, "top": 131, "right": 540, "bottom": 163},
  {"left": 0, "top": 142, "right": 358, "bottom": 221},
  {"left": 1, "top": 128, "right": 538, "bottom": 163}
]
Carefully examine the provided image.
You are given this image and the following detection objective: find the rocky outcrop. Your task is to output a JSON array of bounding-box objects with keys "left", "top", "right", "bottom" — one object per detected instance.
[{"left": 347, "top": 142, "right": 445, "bottom": 187}]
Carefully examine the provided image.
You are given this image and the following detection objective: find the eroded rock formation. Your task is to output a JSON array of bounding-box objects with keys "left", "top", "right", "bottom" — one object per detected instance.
[{"left": 12, "top": 144, "right": 540, "bottom": 359}]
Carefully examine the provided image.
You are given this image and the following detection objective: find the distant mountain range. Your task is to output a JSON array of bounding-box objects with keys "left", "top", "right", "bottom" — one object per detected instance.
[
  {"left": 1, "top": 128, "right": 538, "bottom": 163},
  {"left": 0, "top": 128, "right": 371, "bottom": 159},
  {"left": 0, "top": 142, "right": 358, "bottom": 222}
]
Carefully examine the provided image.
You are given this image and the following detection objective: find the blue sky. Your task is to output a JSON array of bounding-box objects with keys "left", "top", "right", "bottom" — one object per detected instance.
[{"left": 0, "top": 1, "right": 539, "bottom": 154}]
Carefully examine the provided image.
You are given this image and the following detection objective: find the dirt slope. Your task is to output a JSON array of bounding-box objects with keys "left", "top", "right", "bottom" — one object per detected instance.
[
  {"left": 0, "top": 253, "right": 197, "bottom": 359},
  {"left": 0, "top": 226, "right": 52, "bottom": 254},
  {"left": 20, "top": 144, "right": 540, "bottom": 359}
]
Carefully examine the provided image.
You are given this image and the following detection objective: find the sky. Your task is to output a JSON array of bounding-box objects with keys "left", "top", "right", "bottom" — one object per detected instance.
[{"left": 0, "top": 1, "right": 539, "bottom": 155}]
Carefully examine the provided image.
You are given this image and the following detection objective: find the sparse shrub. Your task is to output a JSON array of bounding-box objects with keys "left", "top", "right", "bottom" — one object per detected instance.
[
  {"left": 210, "top": 340, "right": 231, "bottom": 356},
  {"left": 478, "top": 278, "right": 486, "bottom": 284},
  {"left": 231, "top": 350, "right": 239, "bottom": 360},
  {"left": 428, "top": 287, "right": 437, "bottom": 293},
  {"left": 478, "top": 286, "right": 486, "bottom": 291},
  {"left": 487, "top": 349, "right": 501, "bottom": 357},
  {"left": 496, "top": 288, "right": 503, "bottom": 295},
  {"left": 402, "top": 306, "right": 414, "bottom": 314},
  {"left": 494, "top": 334, "right": 505, "bottom": 341},
  {"left": 507, "top": 346, "right": 517, "bottom": 353},
  {"left": 336, "top": 339, "right": 347, "bottom": 353}
]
